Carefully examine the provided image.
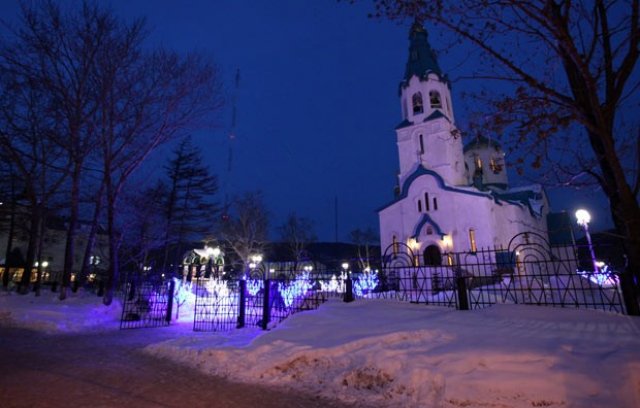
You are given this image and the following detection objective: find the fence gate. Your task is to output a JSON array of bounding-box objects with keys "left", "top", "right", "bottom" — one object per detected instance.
[
  {"left": 456, "top": 232, "right": 627, "bottom": 313},
  {"left": 193, "top": 279, "right": 240, "bottom": 331},
  {"left": 120, "top": 276, "right": 174, "bottom": 329}
]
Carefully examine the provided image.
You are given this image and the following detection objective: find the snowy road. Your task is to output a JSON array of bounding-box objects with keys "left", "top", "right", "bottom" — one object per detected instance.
[{"left": 0, "top": 327, "right": 357, "bottom": 408}]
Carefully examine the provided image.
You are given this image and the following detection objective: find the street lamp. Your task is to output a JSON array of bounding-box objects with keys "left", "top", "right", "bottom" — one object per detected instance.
[
  {"left": 575, "top": 209, "right": 598, "bottom": 274},
  {"left": 249, "top": 254, "right": 263, "bottom": 278}
]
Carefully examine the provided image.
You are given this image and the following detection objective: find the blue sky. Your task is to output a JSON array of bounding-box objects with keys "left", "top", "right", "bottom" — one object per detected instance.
[{"left": 0, "top": 0, "right": 613, "bottom": 241}]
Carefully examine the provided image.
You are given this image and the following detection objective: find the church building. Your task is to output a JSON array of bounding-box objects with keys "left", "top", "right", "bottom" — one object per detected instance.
[{"left": 378, "top": 23, "right": 549, "bottom": 264}]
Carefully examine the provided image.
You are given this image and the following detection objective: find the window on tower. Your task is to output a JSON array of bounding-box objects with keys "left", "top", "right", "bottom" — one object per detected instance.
[
  {"left": 412, "top": 92, "right": 424, "bottom": 114},
  {"left": 429, "top": 90, "right": 442, "bottom": 109},
  {"left": 489, "top": 158, "right": 503, "bottom": 174},
  {"left": 419, "top": 134, "right": 424, "bottom": 154}
]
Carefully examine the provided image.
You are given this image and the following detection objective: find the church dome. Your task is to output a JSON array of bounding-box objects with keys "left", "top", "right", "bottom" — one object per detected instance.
[
  {"left": 463, "top": 135, "right": 508, "bottom": 189},
  {"left": 463, "top": 134, "right": 502, "bottom": 153}
]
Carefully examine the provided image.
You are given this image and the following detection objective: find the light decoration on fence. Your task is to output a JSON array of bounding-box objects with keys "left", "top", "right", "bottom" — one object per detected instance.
[
  {"left": 353, "top": 270, "right": 379, "bottom": 297},
  {"left": 204, "top": 278, "right": 230, "bottom": 298},
  {"left": 320, "top": 272, "right": 347, "bottom": 293},
  {"left": 577, "top": 261, "right": 619, "bottom": 288},
  {"left": 172, "top": 278, "right": 197, "bottom": 321},
  {"left": 277, "top": 272, "right": 313, "bottom": 307},
  {"left": 247, "top": 279, "right": 263, "bottom": 296}
]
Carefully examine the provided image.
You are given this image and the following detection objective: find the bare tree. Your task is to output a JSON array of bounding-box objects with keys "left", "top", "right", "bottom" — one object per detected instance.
[
  {"left": 0, "top": 47, "right": 70, "bottom": 294},
  {"left": 3, "top": 1, "right": 119, "bottom": 300},
  {"left": 278, "top": 212, "right": 317, "bottom": 263},
  {"left": 221, "top": 191, "right": 269, "bottom": 276},
  {"left": 350, "top": 227, "right": 379, "bottom": 270},
  {"left": 119, "top": 181, "right": 168, "bottom": 277},
  {"left": 367, "top": 0, "right": 640, "bottom": 282},
  {"left": 96, "top": 54, "right": 221, "bottom": 305}
]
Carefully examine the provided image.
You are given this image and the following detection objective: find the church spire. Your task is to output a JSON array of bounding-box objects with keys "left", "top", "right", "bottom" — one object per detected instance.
[{"left": 404, "top": 20, "right": 442, "bottom": 81}]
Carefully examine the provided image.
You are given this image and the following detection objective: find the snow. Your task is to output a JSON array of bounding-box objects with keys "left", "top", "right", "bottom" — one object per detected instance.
[{"left": 1, "top": 290, "right": 639, "bottom": 407}]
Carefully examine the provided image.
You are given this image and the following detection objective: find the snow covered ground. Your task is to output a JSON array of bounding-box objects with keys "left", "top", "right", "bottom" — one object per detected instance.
[{"left": 1, "top": 290, "right": 639, "bottom": 408}]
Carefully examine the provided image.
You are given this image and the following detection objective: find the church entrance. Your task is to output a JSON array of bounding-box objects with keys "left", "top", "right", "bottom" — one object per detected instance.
[{"left": 423, "top": 245, "right": 442, "bottom": 266}]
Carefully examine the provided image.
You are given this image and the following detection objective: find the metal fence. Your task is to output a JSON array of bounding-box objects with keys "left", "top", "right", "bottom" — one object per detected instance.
[
  {"left": 120, "top": 232, "right": 639, "bottom": 330},
  {"left": 192, "top": 274, "right": 343, "bottom": 332},
  {"left": 120, "top": 276, "right": 174, "bottom": 329},
  {"left": 367, "top": 232, "right": 633, "bottom": 314}
]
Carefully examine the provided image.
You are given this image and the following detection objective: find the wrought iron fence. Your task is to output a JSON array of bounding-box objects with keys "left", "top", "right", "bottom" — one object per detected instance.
[
  {"left": 121, "top": 232, "right": 639, "bottom": 331},
  {"left": 191, "top": 272, "right": 348, "bottom": 332},
  {"left": 120, "top": 275, "right": 174, "bottom": 329},
  {"left": 367, "top": 233, "right": 633, "bottom": 314}
]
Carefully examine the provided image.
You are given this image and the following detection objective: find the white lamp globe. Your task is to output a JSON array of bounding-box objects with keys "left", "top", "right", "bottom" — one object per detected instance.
[{"left": 575, "top": 209, "right": 591, "bottom": 227}]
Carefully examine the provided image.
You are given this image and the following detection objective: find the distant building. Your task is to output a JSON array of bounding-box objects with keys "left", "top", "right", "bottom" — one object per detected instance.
[{"left": 378, "top": 22, "right": 549, "bottom": 263}]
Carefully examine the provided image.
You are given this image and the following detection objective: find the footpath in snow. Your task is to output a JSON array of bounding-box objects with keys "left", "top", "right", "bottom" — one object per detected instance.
[{"left": 1, "top": 290, "right": 639, "bottom": 408}]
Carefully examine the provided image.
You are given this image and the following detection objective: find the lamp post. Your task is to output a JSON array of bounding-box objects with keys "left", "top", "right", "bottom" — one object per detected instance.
[
  {"left": 205, "top": 246, "right": 223, "bottom": 279},
  {"left": 341, "top": 262, "right": 354, "bottom": 302},
  {"left": 576, "top": 209, "right": 599, "bottom": 274},
  {"left": 249, "top": 254, "right": 263, "bottom": 278}
]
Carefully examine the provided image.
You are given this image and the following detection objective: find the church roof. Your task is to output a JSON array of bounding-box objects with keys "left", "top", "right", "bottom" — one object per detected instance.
[
  {"left": 403, "top": 21, "right": 443, "bottom": 82},
  {"left": 463, "top": 134, "right": 502, "bottom": 153},
  {"left": 423, "top": 110, "right": 449, "bottom": 122},
  {"left": 378, "top": 165, "right": 545, "bottom": 218}
]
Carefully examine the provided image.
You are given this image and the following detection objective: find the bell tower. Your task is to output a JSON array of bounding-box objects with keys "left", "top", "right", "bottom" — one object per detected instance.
[{"left": 395, "top": 22, "right": 466, "bottom": 187}]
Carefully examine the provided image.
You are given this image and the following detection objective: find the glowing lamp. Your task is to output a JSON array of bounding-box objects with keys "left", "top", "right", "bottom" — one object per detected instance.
[{"left": 575, "top": 209, "right": 591, "bottom": 227}]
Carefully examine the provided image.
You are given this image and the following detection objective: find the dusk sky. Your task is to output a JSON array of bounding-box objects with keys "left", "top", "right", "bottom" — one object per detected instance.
[{"left": 0, "top": 0, "right": 613, "bottom": 241}]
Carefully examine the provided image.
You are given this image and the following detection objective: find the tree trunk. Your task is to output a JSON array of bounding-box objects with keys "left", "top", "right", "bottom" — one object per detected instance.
[
  {"left": 103, "top": 178, "right": 119, "bottom": 306},
  {"left": 18, "top": 205, "right": 40, "bottom": 294},
  {"left": 77, "top": 183, "right": 104, "bottom": 290},
  {"left": 2, "top": 186, "right": 16, "bottom": 290},
  {"left": 60, "top": 166, "right": 82, "bottom": 300},
  {"left": 33, "top": 211, "right": 47, "bottom": 297}
]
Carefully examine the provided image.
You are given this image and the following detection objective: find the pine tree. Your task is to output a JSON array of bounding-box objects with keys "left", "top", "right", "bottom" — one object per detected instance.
[{"left": 162, "top": 137, "right": 219, "bottom": 271}]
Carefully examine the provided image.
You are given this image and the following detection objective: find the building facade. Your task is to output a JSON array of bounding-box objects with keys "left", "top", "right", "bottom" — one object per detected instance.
[{"left": 378, "top": 23, "right": 549, "bottom": 264}]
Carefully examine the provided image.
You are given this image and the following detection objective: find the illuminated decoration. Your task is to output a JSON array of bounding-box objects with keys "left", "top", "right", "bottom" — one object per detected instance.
[
  {"left": 320, "top": 272, "right": 346, "bottom": 293},
  {"left": 172, "top": 278, "right": 197, "bottom": 321},
  {"left": 353, "top": 270, "right": 379, "bottom": 297},
  {"left": 247, "top": 279, "right": 262, "bottom": 296},
  {"left": 205, "top": 278, "right": 230, "bottom": 298},
  {"left": 277, "top": 272, "right": 312, "bottom": 307},
  {"left": 577, "top": 262, "right": 619, "bottom": 288}
]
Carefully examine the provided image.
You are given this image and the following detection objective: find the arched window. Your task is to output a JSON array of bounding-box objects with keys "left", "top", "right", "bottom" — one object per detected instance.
[
  {"left": 419, "top": 134, "right": 424, "bottom": 154},
  {"left": 429, "top": 90, "right": 442, "bottom": 108},
  {"left": 423, "top": 245, "right": 442, "bottom": 266},
  {"left": 412, "top": 92, "right": 424, "bottom": 114},
  {"left": 469, "top": 229, "right": 477, "bottom": 252}
]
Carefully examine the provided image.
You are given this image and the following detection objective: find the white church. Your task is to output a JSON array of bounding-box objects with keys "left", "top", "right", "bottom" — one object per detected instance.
[{"left": 378, "top": 22, "right": 549, "bottom": 265}]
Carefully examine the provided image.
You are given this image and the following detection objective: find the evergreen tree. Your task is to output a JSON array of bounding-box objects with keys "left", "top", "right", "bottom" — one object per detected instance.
[{"left": 162, "top": 137, "right": 219, "bottom": 271}]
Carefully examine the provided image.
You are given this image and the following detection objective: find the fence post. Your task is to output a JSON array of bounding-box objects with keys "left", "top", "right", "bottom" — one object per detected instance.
[
  {"left": 344, "top": 277, "right": 354, "bottom": 303},
  {"left": 620, "top": 271, "right": 640, "bottom": 316},
  {"left": 456, "top": 276, "right": 469, "bottom": 310},
  {"left": 262, "top": 279, "right": 271, "bottom": 330},
  {"left": 166, "top": 278, "right": 175, "bottom": 323},
  {"left": 237, "top": 279, "right": 246, "bottom": 328}
]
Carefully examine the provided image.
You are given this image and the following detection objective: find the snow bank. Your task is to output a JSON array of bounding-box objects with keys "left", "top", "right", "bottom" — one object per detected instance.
[
  {"left": 0, "top": 290, "right": 121, "bottom": 333},
  {"left": 146, "top": 300, "right": 640, "bottom": 408},
  {"left": 1, "top": 288, "right": 638, "bottom": 407}
]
